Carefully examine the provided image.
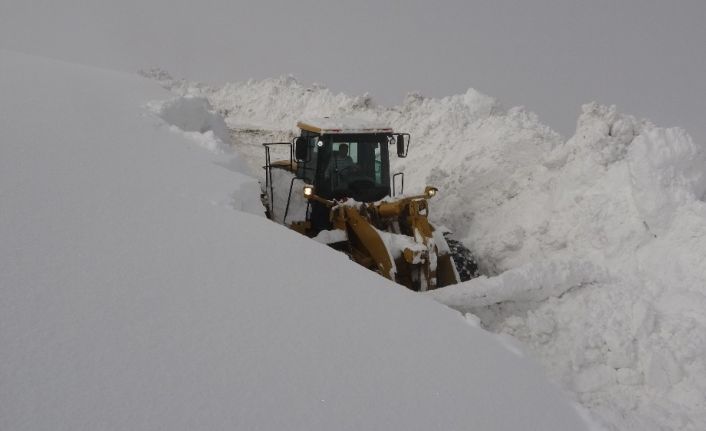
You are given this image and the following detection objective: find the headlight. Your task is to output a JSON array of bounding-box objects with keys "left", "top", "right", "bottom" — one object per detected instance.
[
  {"left": 303, "top": 185, "right": 315, "bottom": 198},
  {"left": 424, "top": 186, "right": 438, "bottom": 198}
]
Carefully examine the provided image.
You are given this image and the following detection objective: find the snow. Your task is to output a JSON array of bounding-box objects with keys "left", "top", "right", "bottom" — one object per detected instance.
[
  {"left": 298, "top": 116, "right": 392, "bottom": 134},
  {"left": 143, "top": 70, "right": 706, "bottom": 430},
  {"left": 429, "top": 258, "right": 610, "bottom": 308},
  {"left": 147, "top": 96, "right": 232, "bottom": 154},
  {"left": 266, "top": 167, "right": 309, "bottom": 224},
  {"left": 312, "top": 228, "right": 347, "bottom": 244},
  {"left": 419, "top": 104, "right": 706, "bottom": 430},
  {"left": 0, "top": 50, "right": 590, "bottom": 430},
  {"left": 141, "top": 69, "right": 381, "bottom": 133},
  {"left": 375, "top": 228, "right": 425, "bottom": 262}
]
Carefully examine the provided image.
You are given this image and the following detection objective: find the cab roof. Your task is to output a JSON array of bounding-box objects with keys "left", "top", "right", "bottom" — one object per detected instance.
[{"left": 297, "top": 117, "right": 393, "bottom": 135}]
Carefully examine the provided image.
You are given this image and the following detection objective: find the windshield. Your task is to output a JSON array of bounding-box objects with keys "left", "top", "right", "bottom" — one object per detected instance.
[{"left": 320, "top": 135, "right": 390, "bottom": 201}]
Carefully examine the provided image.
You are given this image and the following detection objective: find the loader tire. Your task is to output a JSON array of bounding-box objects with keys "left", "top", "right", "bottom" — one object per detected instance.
[{"left": 444, "top": 235, "right": 479, "bottom": 282}]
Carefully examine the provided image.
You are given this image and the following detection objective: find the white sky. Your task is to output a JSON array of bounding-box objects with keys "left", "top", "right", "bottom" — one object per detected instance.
[{"left": 1, "top": 0, "right": 704, "bottom": 140}]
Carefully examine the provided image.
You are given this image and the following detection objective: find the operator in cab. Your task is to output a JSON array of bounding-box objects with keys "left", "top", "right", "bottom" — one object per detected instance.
[{"left": 328, "top": 143, "right": 359, "bottom": 187}]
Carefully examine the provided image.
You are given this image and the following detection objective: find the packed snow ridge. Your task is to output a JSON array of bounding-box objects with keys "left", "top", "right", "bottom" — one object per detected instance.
[{"left": 142, "top": 68, "right": 706, "bottom": 431}]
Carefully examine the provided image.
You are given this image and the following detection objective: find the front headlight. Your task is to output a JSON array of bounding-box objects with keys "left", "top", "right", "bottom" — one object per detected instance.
[
  {"left": 303, "top": 184, "right": 315, "bottom": 198},
  {"left": 424, "top": 186, "right": 438, "bottom": 198}
]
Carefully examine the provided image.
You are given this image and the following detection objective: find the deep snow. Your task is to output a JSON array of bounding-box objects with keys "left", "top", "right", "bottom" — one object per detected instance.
[
  {"left": 142, "top": 68, "right": 706, "bottom": 430},
  {"left": 0, "top": 50, "right": 591, "bottom": 430}
]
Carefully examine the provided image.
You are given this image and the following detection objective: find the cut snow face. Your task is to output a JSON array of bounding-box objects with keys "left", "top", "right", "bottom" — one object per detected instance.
[
  {"left": 143, "top": 70, "right": 706, "bottom": 431},
  {"left": 146, "top": 95, "right": 259, "bottom": 213},
  {"left": 1, "top": 51, "right": 590, "bottom": 431},
  {"left": 147, "top": 95, "right": 232, "bottom": 154}
]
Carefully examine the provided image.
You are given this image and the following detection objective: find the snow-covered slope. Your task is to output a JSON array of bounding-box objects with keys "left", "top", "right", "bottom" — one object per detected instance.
[
  {"left": 142, "top": 70, "right": 706, "bottom": 430},
  {"left": 0, "top": 51, "right": 590, "bottom": 430}
]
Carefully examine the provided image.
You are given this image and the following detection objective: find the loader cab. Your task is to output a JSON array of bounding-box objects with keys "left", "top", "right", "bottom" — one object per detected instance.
[{"left": 295, "top": 121, "right": 394, "bottom": 203}]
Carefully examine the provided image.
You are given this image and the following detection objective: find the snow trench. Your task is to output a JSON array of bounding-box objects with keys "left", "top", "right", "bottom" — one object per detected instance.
[
  {"left": 144, "top": 70, "right": 706, "bottom": 431},
  {"left": 3, "top": 53, "right": 593, "bottom": 431}
]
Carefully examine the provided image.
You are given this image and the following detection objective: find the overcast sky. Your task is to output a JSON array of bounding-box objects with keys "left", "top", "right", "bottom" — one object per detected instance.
[{"left": 1, "top": 0, "right": 704, "bottom": 140}]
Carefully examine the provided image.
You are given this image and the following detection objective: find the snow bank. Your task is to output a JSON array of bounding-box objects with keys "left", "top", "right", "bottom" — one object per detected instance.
[
  {"left": 628, "top": 126, "right": 706, "bottom": 235},
  {"left": 143, "top": 68, "right": 379, "bottom": 131},
  {"left": 147, "top": 95, "right": 232, "bottom": 154},
  {"left": 427, "top": 103, "right": 706, "bottom": 430},
  {"left": 444, "top": 102, "right": 706, "bottom": 274},
  {"left": 144, "top": 71, "right": 706, "bottom": 430},
  {"left": 1, "top": 51, "right": 589, "bottom": 431}
]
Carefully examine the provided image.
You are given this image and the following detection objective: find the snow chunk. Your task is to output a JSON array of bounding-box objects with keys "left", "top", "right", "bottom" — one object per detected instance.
[
  {"left": 628, "top": 127, "right": 706, "bottom": 234},
  {"left": 429, "top": 258, "right": 610, "bottom": 310},
  {"left": 313, "top": 228, "right": 347, "bottom": 244}
]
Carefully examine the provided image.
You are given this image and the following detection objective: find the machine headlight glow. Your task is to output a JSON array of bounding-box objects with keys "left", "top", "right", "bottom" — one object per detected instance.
[
  {"left": 424, "top": 186, "right": 438, "bottom": 198},
  {"left": 303, "top": 185, "right": 315, "bottom": 197}
]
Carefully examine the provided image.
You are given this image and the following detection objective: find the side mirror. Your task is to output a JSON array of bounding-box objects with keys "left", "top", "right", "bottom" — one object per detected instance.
[
  {"left": 295, "top": 137, "right": 308, "bottom": 161},
  {"left": 396, "top": 134, "right": 408, "bottom": 158}
]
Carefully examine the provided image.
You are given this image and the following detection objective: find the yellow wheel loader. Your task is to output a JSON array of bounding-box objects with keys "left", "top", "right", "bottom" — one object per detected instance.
[{"left": 262, "top": 118, "right": 476, "bottom": 291}]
